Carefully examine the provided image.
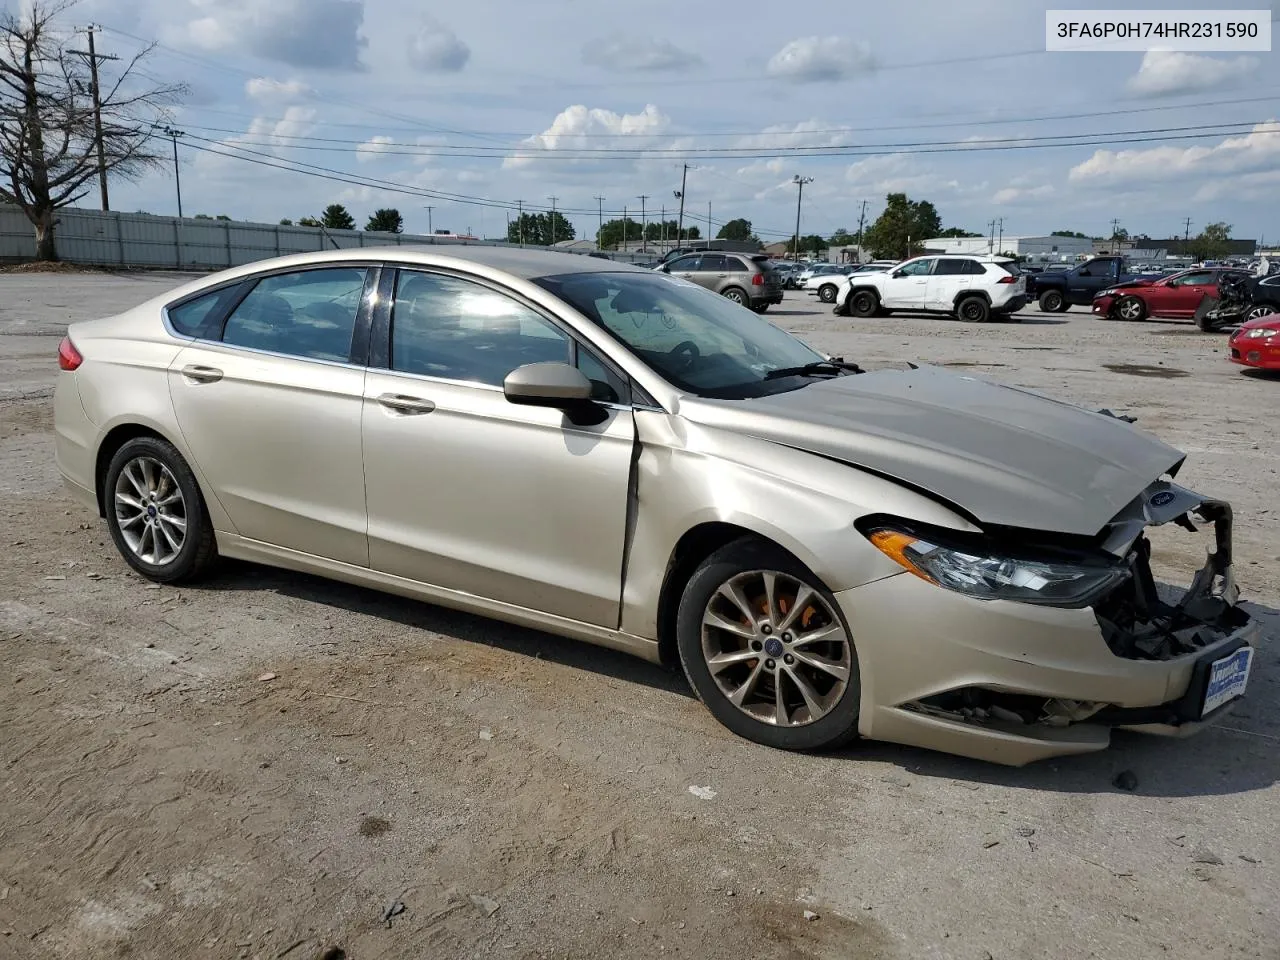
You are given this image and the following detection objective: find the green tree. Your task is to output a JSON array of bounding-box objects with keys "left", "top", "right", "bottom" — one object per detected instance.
[
  {"left": 597, "top": 217, "right": 640, "bottom": 249},
  {"left": 938, "top": 226, "right": 981, "bottom": 238},
  {"left": 716, "top": 218, "right": 756, "bottom": 243},
  {"left": 193, "top": 214, "right": 212, "bottom": 220},
  {"left": 279, "top": 218, "right": 294, "bottom": 226},
  {"left": 1187, "top": 221, "right": 1232, "bottom": 261},
  {"left": 298, "top": 216, "right": 321, "bottom": 227},
  {"left": 321, "top": 203, "right": 356, "bottom": 231},
  {"left": 215, "top": 214, "right": 231, "bottom": 221},
  {"left": 829, "top": 228, "right": 855, "bottom": 246},
  {"left": 1051, "top": 229, "right": 1089, "bottom": 238},
  {"left": 787, "top": 234, "right": 826, "bottom": 255},
  {"left": 506, "top": 211, "right": 575, "bottom": 246},
  {"left": 862, "top": 193, "right": 943, "bottom": 259},
  {"left": 365, "top": 208, "right": 404, "bottom": 233}
]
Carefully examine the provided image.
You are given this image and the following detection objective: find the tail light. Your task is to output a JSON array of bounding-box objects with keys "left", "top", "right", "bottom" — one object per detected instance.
[
  {"left": 997, "top": 275, "right": 1016, "bottom": 284},
  {"left": 752, "top": 273, "right": 764, "bottom": 286},
  {"left": 58, "top": 336, "right": 83, "bottom": 371}
]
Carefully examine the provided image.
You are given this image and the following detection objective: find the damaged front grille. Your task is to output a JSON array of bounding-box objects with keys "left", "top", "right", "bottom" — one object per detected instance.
[{"left": 1094, "top": 499, "right": 1251, "bottom": 661}]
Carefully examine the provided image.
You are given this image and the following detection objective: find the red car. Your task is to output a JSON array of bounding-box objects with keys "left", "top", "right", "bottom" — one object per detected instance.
[
  {"left": 1093, "top": 268, "right": 1249, "bottom": 322},
  {"left": 1229, "top": 314, "right": 1280, "bottom": 371}
]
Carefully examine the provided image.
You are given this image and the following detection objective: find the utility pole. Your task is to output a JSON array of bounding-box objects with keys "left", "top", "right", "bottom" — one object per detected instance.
[
  {"left": 157, "top": 126, "right": 184, "bottom": 219},
  {"left": 988, "top": 219, "right": 996, "bottom": 254},
  {"left": 548, "top": 196, "right": 558, "bottom": 245},
  {"left": 855, "top": 199, "right": 868, "bottom": 261},
  {"left": 791, "top": 175, "right": 814, "bottom": 261},
  {"left": 71, "top": 25, "right": 118, "bottom": 211},
  {"left": 1110, "top": 218, "right": 1122, "bottom": 248},
  {"left": 637, "top": 194, "right": 649, "bottom": 251},
  {"left": 623, "top": 205, "right": 628, "bottom": 250},
  {"left": 1183, "top": 217, "right": 1193, "bottom": 243},
  {"left": 660, "top": 204, "right": 666, "bottom": 253},
  {"left": 517, "top": 200, "right": 524, "bottom": 246},
  {"left": 707, "top": 201, "right": 712, "bottom": 241},
  {"left": 996, "top": 217, "right": 1004, "bottom": 255},
  {"left": 675, "top": 163, "right": 688, "bottom": 246},
  {"left": 424, "top": 206, "right": 433, "bottom": 235},
  {"left": 593, "top": 195, "right": 605, "bottom": 248}
]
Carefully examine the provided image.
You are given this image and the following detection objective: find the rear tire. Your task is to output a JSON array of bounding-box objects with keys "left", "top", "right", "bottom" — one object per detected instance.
[
  {"left": 1115, "top": 295, "right": 1147, "bottom": 322},
  {"left": 104, "top": 436, "right": 218, "bottom": 583},
  {"left": 956, "top": 295, "right": 990, "bottom": 323},
  {"left": 722, "top": 287, "right": 748, "bottom": 306},
  {"left": 849, "top": 289, "right": 879, "bottom": 318},
  {"left": 677, "top": 537, "right": 861, "bottom": 752},
  {"left": 1038, "top": 290, "right": 1065, "bottom": 313},
  {"left": 1245, "top": 304, "right": 1275, "bottom": 322},
  {"left": 818, "top": 284, "right": 838, "bottom": 304}
]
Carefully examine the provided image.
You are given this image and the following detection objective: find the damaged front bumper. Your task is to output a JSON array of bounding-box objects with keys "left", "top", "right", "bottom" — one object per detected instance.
[{"left": 838, "top": 482, "right": 1257, "bottom": 766}]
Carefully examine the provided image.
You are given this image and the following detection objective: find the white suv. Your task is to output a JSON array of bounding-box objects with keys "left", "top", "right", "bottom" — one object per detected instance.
[{"left": 832, "top": 255, "right": 1028, "bottom": 322}]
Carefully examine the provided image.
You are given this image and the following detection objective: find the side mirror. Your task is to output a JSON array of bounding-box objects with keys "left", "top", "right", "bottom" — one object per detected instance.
[
  {"left": 503, "top": 362, "right": 605, "bottom": 425},
  {"left": 891, "top": 270, "right": 905, "bottom": 278}
]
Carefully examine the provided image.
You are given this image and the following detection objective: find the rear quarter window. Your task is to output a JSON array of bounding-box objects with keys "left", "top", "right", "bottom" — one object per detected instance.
[{"left": 166, "top": 285, "right": 243, "bottom": 338}]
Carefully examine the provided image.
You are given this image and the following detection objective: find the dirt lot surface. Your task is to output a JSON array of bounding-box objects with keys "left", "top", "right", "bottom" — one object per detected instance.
[{"left": 1, "top": 273, "right": 1277, "bottom": 960}]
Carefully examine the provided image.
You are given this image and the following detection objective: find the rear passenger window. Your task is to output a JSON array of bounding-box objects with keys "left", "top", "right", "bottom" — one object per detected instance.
[
  {"left": 390, "top": 270, "right": 570, "bottom": 386},
  {"left": 221, "top": 268, "right": 366, "bottom": 362},
  {"left": 725, "top": 257, "right": 750, "bottom": 272},
  {"left": 700, "top": 255, "right": 728, "bottom": 271},
  {"left": 933, "top": 259, "right": 968, "bottom": 276}
]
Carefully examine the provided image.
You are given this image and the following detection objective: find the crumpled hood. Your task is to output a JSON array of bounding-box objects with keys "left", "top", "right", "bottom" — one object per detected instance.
[{"left": 679, "top": 365, "right": 1183, "bottom": 537}]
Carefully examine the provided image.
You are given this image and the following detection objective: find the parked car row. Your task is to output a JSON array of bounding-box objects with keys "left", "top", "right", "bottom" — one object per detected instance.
[{"left": 653, "top": 252, "right": 784, "bottom": 312}]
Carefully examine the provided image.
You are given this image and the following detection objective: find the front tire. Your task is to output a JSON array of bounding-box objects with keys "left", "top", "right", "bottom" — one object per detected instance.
[
  {"left": 1115, "top": 295, "right": 1147, "bottom": 321},
  {"left": 104, "top": 436, "right": 218, "bottom": 583},
  {"left": 1038, "top": 290, "right": 1065, "bottom": 313},
  {"left": 848, "top": 289, "right": 879, "bottom": 318},
  {"left": 677, "top": 538, "right": 861, "bottom": 751}
]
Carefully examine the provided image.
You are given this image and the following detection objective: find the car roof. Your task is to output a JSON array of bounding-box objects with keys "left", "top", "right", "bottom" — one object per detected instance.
[{"left": 201, "top": 244, "right": 650, "bottom": 283}]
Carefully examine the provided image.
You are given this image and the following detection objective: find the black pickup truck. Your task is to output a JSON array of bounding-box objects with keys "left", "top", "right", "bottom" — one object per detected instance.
[{"left": 1027, "top": 256, "right": 1141, "bottom": 312}]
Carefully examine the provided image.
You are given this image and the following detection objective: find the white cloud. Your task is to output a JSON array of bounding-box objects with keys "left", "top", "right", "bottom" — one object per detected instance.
[
  {"left": 504, "top": 104, "right": 669, "bottom": 169},
  {"left": 993, "top": 184, "right": 1055, "bottom": 204},
  {"left": 181, "top": 0, "right": 367, "bottom": 71},
  {"left": 356, "top": 135, "right": 396, "bottom": 163},
  {"left": 244, "top": 77, "right": 310, "bottom": 102},
  {"left": 766, "top": 37, "right": 874, "bottom": 83},
  {"left": 843, "top": 154, "right": 967, "bottom": 197},
  {"left": 407, "top": 17, "right": 470, "bottom": 72},
  {"left": 581, "top": 35, "right": 702, "bottom": 72},
  {"left": 1126, "top": 50, "right": 1258, "bottom": 97},
  {"left": 1069, "top": 120, "right": 1280, "bottom": 185}
]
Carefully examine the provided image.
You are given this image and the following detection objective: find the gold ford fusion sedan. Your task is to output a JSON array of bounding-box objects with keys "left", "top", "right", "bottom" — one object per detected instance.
[{"left": 53, "top": 248, "right": 1257, "bottom": 765}]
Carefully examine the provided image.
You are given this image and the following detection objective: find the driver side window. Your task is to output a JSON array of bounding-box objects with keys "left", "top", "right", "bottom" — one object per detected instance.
[{"left": 897, "top": 259, "right": 933, "bottom": 277}]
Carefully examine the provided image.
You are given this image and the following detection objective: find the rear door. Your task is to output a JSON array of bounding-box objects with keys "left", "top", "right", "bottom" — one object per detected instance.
[
  {"left": 167, "top": 264, "right": 377, "bottom": 565},
  {"left": 664, "top": 255, "right": 702, "bottom": 286},
  {"left": 879, "top": 257, "right": 933, "bottom": 310},
  {"left": 924, "top": 258, "right": 972, "bottom": 311},
  {"left": 696, "top": 254, "right": 730, "bottom": 294}
]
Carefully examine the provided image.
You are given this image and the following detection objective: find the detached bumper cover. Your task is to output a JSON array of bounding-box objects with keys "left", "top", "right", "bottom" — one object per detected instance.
[{"left": 837, "top": 485, "right": 1256, "bottom": 766}]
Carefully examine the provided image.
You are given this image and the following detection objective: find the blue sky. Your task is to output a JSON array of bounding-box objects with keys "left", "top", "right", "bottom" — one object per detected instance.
[{"left": 17, "top": 0, "right": 1280, "bottom": 242}]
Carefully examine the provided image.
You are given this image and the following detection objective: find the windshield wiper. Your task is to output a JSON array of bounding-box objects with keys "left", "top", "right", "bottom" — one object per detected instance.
[{"left": 763, "top": 357, "right": 864, "bottom": 380}]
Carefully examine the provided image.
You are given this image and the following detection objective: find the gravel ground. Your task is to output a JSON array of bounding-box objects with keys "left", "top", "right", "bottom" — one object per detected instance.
[{"left": 1, "top": 273, "right": 1277, "bottom": 960}]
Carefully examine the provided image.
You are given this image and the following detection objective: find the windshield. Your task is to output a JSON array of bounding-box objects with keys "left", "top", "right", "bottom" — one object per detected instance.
[{"left": 535, "top": 271, "right": 827, "bottom": 399}]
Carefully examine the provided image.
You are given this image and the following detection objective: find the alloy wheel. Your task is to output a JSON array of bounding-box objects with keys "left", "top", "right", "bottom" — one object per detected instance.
[
  {"left": 724, "top": 289, "right": 746, "bottom": 304},
  {"left": 113, "top": 456, "right": 188, "bottom": 566},
  {"left": 1118, "top": 298, "right": 1144, "bottom": 320},
  {"left": 700, "top": 570, "right": 853, "bottom": 727},
  {"left": 1246, "top": 305, "right": 1275, "bottom": 322}
]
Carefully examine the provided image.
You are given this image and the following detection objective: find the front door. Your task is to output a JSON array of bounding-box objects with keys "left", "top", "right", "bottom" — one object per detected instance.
[
  {"left": 880, "top": 258, "right": 933, "bottom": 310},
  {"left": 360, "top": 268, "right": 636, "bottom": 627},
  {"left": 1161, "top": 270, "right": 1217, "bottom": 317},
  {"left": 167, "top": 265, "right": 375, "bottom": 565}
]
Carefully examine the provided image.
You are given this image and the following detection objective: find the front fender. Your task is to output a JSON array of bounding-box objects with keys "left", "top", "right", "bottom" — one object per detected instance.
[{"left": 619, "top": 410, "right": 978, "bottom": 640}]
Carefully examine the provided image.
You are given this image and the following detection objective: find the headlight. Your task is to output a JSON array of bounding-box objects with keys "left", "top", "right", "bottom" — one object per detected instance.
[
  {"left": 1246, "top": 327, "right": 1278, "bottom": 339},
  {"left": 865, "top": 525, "right": 1128, "bottom": 607}
]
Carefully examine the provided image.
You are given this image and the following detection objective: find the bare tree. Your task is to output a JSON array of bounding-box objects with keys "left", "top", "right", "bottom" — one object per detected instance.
[{"left": 0, "top": 1, "right": 183, "bottom": 260}]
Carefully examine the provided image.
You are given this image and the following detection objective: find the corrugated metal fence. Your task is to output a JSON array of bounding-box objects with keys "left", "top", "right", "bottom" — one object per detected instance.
[{"left": 0, "top": 205, "right": 646, "bottom": 269}]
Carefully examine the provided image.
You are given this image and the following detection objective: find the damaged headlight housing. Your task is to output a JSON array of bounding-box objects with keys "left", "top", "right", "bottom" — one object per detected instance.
[{"left": 865, "top": 524, "right": 1129, "bottom": 607}]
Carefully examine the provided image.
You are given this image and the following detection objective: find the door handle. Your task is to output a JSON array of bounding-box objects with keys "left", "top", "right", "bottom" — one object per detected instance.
[
  {"left": 377, "top": 393, "right": 435, "bottom": 415},
  {"left": 181, "top": 364, "right": 223, "bottom": 383}
]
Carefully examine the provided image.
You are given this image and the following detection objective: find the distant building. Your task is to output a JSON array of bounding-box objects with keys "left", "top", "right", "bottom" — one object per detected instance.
[{"left": 922, "top": 235, "right": 1094, "bottom": 262}]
